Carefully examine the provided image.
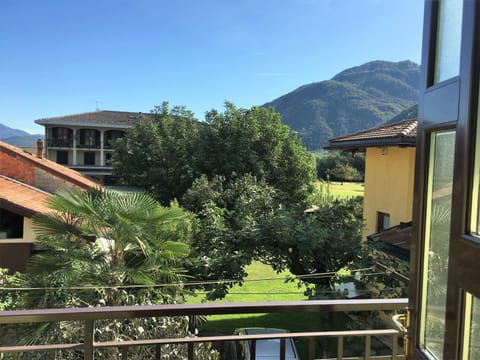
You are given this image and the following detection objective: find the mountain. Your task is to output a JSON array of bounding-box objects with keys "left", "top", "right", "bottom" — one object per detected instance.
[
  {"left": 0, "top": 123, "right": 43, "bottom": 147},
  {"left": 387, "top": 104, "right": 418, "bottom": 124},
  {"left": 263, "top": 60, "right": 420, "bottom": 150},
  {"left": 0, "top": 123, "right": 30, "bottom": 139},
  {"left": 2, "top": 135, "right": 44, "bottom": 147}
]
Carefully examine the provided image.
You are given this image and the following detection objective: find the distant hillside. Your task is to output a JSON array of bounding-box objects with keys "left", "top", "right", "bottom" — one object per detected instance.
[
  {"left": 264, "top": 60, "right": 420, "bottom": 150},
  {"left": 387, "top": 104, "right": 418, "bottom": 124},
  {"left": 0, "top": 123, "right": 43, "bottom": 147},
  {"left": 0, "top": 123, "right": 30, "bottom": 139},
  {"left": 2, "top": 135, "right": 44, "bottom": 147}
]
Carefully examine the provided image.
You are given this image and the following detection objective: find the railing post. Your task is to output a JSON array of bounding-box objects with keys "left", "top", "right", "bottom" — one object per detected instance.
[
  {"left": 84, "top": 319, "right": 95, "bottom": 360},
  {"left": 280, "top": 338, "right": 286, "bottom": 360},
  {"left": 308, "top": 338, "right": 315, "bottom": 360},
  {"left": 155, "top": 344, "right": 161, "bottom": 360},
  {"left": 338, "top": 335, "right": 344, "bottom": 360},
  {"left": 392, "top": 333, "right": 399, "bottom": 360},
  {"left": 250, "top": 339, "right": 256, "bottom": 360},
  {"left": 188, "top": 343, "right": 194, "bottom": 360},
  {"left": 121, "top": 347, "right": 128, "bottom": 358},
  {"left": 365, "top": 335, "right": 371, "bottom": 360}
]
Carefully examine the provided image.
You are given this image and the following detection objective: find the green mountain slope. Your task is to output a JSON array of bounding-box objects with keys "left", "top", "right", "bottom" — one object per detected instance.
[
  {"left": 0, "top": 123, "right": 43, "bottom": 147},
  {"left": 264, "top": 60, "right": 420, "bottom": 150}
]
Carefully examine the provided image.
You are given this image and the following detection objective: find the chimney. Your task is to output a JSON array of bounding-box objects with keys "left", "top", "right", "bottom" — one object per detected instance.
[{"left": 36, "top": 139, "right": 44, "bottom": 158}]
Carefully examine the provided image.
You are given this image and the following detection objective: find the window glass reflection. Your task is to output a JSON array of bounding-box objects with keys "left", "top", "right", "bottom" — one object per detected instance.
[{"left": 434, "top": 0, "right": 463, "bottom": 83}]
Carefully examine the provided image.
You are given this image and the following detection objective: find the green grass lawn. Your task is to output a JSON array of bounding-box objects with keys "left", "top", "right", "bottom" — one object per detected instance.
[
  {"left": 186, "top": 262, "right": 353, "bottom": 358},
  {"left": 314, "top": 181, "right": 364, "bottom": 199},
  {"left": 187, "top": 262, "right": 311, "bottom": 333}
]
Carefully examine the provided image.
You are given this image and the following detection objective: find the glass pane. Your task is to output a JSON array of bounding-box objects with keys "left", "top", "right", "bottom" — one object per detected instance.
[
  {"left": 434, "top": 0, "right": 463, "bottom": 83},
  {"left": 420, "top": 131, "right": 456, "bottom": 359},
  {"left": 463, "top": 294, "right": 480, "bottom": 360}
]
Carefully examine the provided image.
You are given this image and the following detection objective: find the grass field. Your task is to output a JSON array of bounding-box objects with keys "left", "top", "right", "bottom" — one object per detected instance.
[
  {"left": 187, "top": 262, "right": 309, "bottom": 332},
  {"left": 314, "top": 181, "right": 364, "bottom": 199},
  {"left": 187, "top": 262, "right": 337, "bottom": 357}
]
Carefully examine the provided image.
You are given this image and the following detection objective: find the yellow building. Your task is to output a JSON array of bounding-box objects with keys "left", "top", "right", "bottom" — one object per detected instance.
[{"left": 328, "top": 119, "right": 417, "bottom": 243}]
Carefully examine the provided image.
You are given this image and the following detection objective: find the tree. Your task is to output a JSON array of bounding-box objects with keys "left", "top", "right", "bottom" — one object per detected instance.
[
  {"left": 111, "top": 102, "right": 200, "bottom": 205},
  {"left": 254, "top": 197, "right": 364, "bottom": 294},
  {"left": 197, "top": 102, "right": 315, "bottom": 204},
  {"left": 112, "top": 102, "right": 315, "bottom": 206},
  {"left": 9, "top": 189, "right": 218, "bottom": 359},
  {"left": 315, "top": 151, "right": 365, "bottom": 182},
  {"left": 182, "top": 174, "right": 280, "bottom": 300}
]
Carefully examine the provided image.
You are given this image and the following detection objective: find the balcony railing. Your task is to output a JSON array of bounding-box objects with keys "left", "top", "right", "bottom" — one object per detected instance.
[
  {"left": 0, "top": 298, "right": 408, "bottom": 360},
  {"left": 47, "top": 139, "right": 73, "bottom": 148}
]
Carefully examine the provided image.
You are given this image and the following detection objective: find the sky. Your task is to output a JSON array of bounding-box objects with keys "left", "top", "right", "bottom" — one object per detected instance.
[{"left": 0, "top": 0, "right": 424, "bottom": 134}]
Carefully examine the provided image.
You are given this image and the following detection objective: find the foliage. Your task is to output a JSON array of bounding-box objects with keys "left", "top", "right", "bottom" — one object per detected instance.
[
  {"left": 352, "top": 237, "right": 409, "bottom": 299},
  {"left": 254, "top": 197, "right": 364, "bottom": 292},
  {"left": 112, "top": 102, "right": 315, "bottom": 206},
  {"left": 3, "top": 189, "right": 218, "bottom": 359},
  {"left": 182, "top": 174, "right": 281, "bottom": 300},
  {"left": 197, "top": 102, "right": 315, "bottom": 204},
  {"left": 315, "top": 151, "right": 365, "bottom": 182},
  {"left": 264, "top": 60, "right": 419, "bottom": 150},
  {"left": 112, "top": 102, "right": 200, "bottom": 205}
]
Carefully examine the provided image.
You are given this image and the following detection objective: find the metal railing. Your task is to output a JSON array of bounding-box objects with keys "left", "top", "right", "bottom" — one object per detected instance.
[{"left": 0, "top": 298, "right": 408, "bottom": 360}]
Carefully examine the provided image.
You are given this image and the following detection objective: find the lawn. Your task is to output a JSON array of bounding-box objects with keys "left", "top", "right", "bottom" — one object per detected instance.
[
  {"left": 186, "top": 261, "right": 312, "bottom": 332},
  {"left": 314, "top": 181, "right": 364, "bottom": 199},
  {"left": 186, "top": 262, "right": 354, "bottom": 357}
]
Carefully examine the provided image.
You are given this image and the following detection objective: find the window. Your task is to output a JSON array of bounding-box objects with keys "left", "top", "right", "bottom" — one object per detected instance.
[
  {"left": 376, "top": 212, "right": 390, "bottom": 232},
  {"left": 0, "top": 209, "right": 23, "bottom": 239},
  {"left": 56, "top": 150, "right": 68, "bottom": 165},
  {"left": 84, "top": 152, "right": 95, "bottom": 165},
  {"left": 419, "top": 130, "right": 455, "bottom": 360},
  {"left": 79, "top": 129, "right": 99, "bottom": 147},
  {"left": 51, "top": 127, "right": 72, "bottom": 147},
  {"left": 105, "top": 130, "right": 125, "bottom": 148},
  {"left": 433, "top": 0, "right": 463, "bottom": 83}
]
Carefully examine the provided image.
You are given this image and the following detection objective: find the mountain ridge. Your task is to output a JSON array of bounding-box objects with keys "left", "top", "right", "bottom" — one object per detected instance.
[{"left": 264, "top": 60, "right": 420, "bottom": 150}]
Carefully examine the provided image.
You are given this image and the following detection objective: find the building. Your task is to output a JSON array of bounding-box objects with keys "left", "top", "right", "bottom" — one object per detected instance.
[
  {"left": 35, "top": 110, "right": 149, "bottom": 181},
  {"left": 327, "top": 119, "right": 417, "bottom": 243},
  {"left": 0, "top": 140, "right": 99, "bottom": 272}
]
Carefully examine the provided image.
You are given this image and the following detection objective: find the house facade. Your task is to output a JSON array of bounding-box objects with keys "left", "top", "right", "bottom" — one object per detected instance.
[
  {"left": 328, "top": 119, "right": 417, "bottom": 241},
  {"left": 35, "top": 110, "right": 148, "bottom": 181},
  {"left": 0, "top": 140, "right": 99, "bottom": 272}
]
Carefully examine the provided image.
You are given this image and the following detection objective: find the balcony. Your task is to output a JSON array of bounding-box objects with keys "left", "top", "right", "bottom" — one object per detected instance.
[
  {"left": 0, "top": 298, "right": 408, "bottom": 360},
  {"left": 47, "top": 138, "right": 73, "bottom": 148}
]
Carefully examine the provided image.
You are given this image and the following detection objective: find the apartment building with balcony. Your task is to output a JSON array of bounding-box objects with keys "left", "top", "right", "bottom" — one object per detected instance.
[{"left": 35, "top": 111, "right": 150, "bottom": 181}]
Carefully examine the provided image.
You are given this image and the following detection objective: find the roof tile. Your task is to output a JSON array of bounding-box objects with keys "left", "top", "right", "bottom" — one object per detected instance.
[
  {"left": 0, "top": 176, "right": 50, "bottom": 217},
  {"left": 35, "top": 110, "right": 152, "bottom": 127},
  {"left": 328, "top": 119, "right": 417, "bottom": 149},
  {"left": 0, "top": 141, "right": 100, "bottom": 189}
]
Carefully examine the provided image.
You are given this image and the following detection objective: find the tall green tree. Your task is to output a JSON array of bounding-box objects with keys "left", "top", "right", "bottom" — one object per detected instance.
[
  {"left": 254, "top": 197, "right": 364, "bottom": 293},
  {"left": 182, "top": 174, "right": 280, "bottom": 300},
  {"left": 112, "top": 102, "right": 200, "bottom": 205},
  {"left": 197, "top": 102, "right": 315, "bottom": 204},
  {"left": 112, "top": 102, "right": 315, "bottom": 206}
]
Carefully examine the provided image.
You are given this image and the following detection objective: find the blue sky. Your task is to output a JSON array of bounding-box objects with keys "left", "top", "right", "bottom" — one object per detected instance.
[{"left": 0, "top": 0, "right": 424, "bottom": 134}]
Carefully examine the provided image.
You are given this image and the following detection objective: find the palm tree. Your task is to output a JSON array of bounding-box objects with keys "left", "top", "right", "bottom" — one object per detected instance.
[
  {"left": 10, "top": 188, "right": 213, "bottom": 358},
  {"left": 17, "top": 187, "right": 191, "bottom": 308}
]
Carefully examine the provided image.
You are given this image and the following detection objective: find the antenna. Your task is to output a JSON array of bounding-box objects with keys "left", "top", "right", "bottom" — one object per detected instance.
[{"left": 96, "top": 101, "right": 103, "bottom": 112}]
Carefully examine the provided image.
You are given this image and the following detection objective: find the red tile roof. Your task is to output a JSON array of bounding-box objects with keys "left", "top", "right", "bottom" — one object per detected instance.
[
  {"left": 0, "top": 141, "right": 100, "bottom": 190},
  {"left": 0, "top": 176, "right": 50, "bottom": 217},
  {"left": 327, "top": 119, "right": 417, "bottom": 150},
  {"left": 367, "top": 222, "right": 412, "bottom": 261}
]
